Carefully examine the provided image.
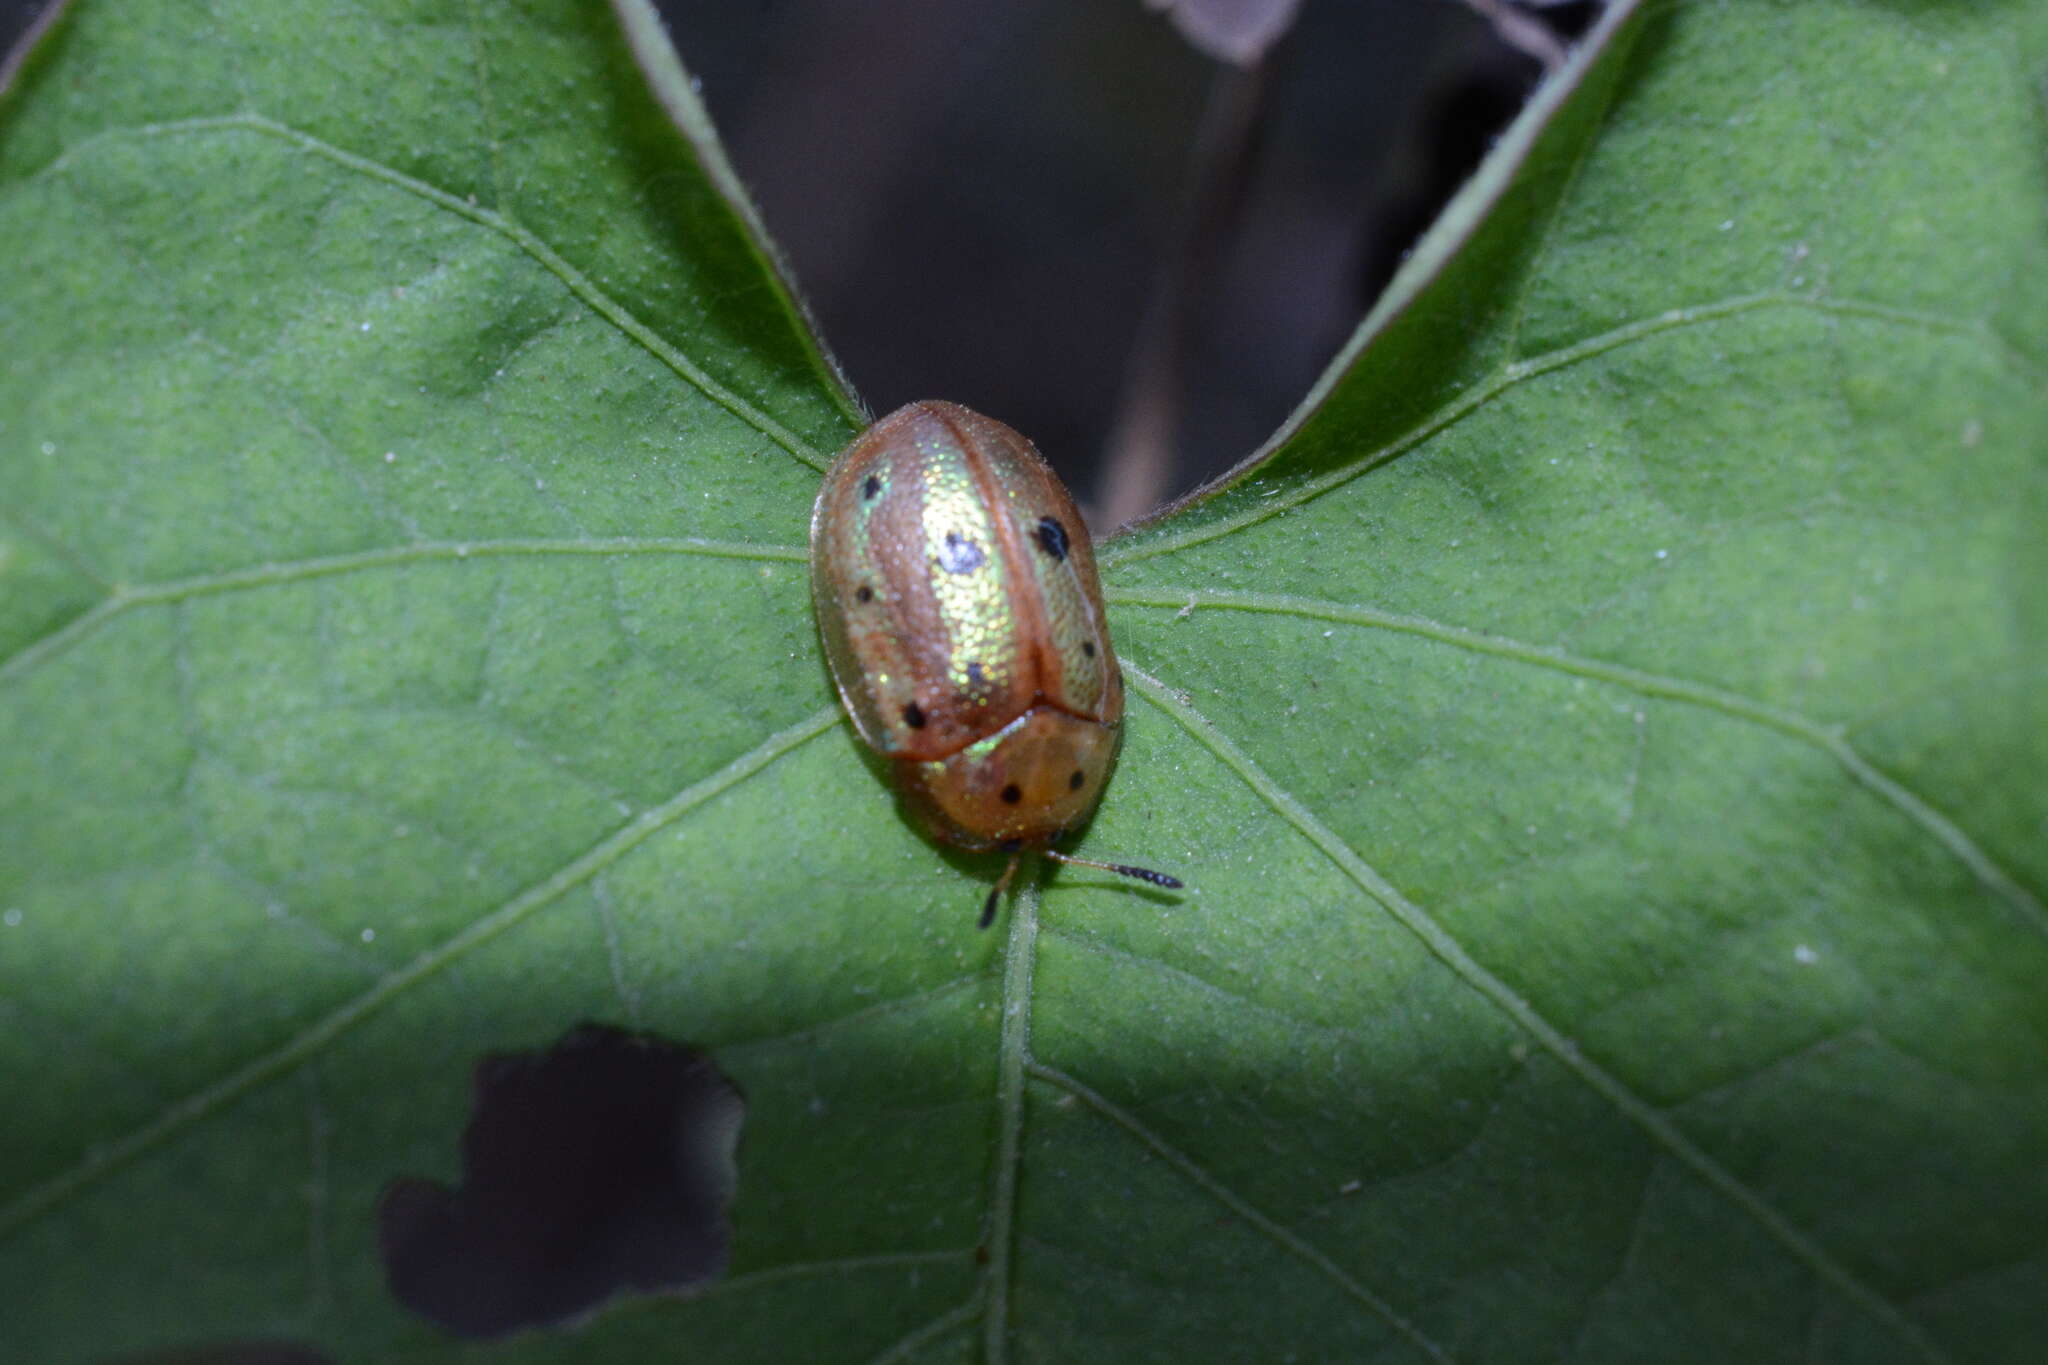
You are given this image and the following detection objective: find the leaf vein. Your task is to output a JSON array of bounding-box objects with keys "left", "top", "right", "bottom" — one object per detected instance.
[
  {"left": 0, "top": 507, "right": 113, "bottom": 591},
  {"left": 1120, "top": 658, "right": 1955, "bottom": 1364},
  {"left": 0, "top": 537, "right": 807, "bottom": 685},
  {"left": 0, "top": 703, "right": 843, "bottom": 1241},
  {"left": 718, "top": 974, "right": 984, "bottom": 1055},
  {"left": 1107, "top": 587, "right": 2046, "bottom": 938},
  {"left": 1026, "top": 1060, "right": 1452, "bottom": 1363},
  {"left": 1101, "top": 291, "right": 2036, "bottom": 567},
  {"left": 981, "top": 874, "right": 1039, "bottom": 1365},
  {"left": 868, "top": 1296, "right": 984, "bottom": 1365},
  {"left": 31, "top": 112, "right": 832, "bottom": 471},
  {"left": 1045, "top": 926, "right": 1372, "bottom": 1049}
]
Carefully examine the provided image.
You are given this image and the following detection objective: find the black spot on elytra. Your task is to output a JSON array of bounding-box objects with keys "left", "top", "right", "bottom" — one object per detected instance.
[
  {"left": 966, "top": 661, "right": 986, "bottom": 690},
  {"left": 902, "top": 701, "right": 927, "bottom": 729},
  {"left": 862, "top": 475, "right": 881, "bottom": 499},
  {"left": 938, "top": 532, "right": 985, "bottom": 574},
  {"left": 1081, "top": 641, "right": 1097, "bottom": 658},
  {"left": 378, "top": 1024, "right": 742, "bottom": 1341},
  {"left": 1069, "top": 770, "right": 1085, "bottom": 791},
  {"left": 855, "top": 585, "right": 874, "bottom": 603},
  {"left": 1000, "top": 784, "right": 1023, "bottom": 804},
  {"left": 1035, "top": 516, "right": 1069, "bottom": 561}
]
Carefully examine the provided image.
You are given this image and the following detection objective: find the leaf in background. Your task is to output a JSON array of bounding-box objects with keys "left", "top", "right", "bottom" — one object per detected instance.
[{"left": 2, "top": 2, "right": 2044, "bottom": 1364}]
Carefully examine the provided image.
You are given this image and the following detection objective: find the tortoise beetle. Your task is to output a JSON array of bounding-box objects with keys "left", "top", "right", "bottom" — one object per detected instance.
[{"left": 809, "top": 401, "right": 1178, "bottom": 926}]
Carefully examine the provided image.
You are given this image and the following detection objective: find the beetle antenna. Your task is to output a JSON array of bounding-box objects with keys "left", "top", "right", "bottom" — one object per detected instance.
[
  {"left": 979, "top": 850, "right": 1023, "bottom": 929},
  {"left": 1043, "top": 850, "right": 1183, "bottom": 889}
]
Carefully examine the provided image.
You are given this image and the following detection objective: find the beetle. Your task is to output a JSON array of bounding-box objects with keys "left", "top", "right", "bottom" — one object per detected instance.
[{"left": 810, "top": 400, "right": 1179, "bottom": 927}]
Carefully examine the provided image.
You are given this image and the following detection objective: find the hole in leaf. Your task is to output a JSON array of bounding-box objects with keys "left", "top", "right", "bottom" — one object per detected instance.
[{"left": 378, "top": 1023, "right": 744, "bottom": 1340}]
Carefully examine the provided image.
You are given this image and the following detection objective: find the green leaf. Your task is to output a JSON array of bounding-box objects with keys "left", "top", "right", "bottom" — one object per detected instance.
[{"left": 3, "top": 1, "right": 2044, "bottom": 1362}]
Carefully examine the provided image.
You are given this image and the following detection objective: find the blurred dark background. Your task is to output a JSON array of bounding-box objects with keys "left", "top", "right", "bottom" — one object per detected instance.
[{"left": 0, "top": 0, "right": 1596, "bottom": 522}]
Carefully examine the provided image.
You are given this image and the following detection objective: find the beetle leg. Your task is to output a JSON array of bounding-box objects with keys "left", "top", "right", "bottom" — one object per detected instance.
[{"left": 979, "top": 849, "right": 1022, "bottom": 929}]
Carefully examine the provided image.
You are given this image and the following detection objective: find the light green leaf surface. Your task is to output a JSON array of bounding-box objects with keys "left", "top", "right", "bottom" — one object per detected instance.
[{"left": 3, "top": 1, "right": 2044, "bottom": 1362}]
